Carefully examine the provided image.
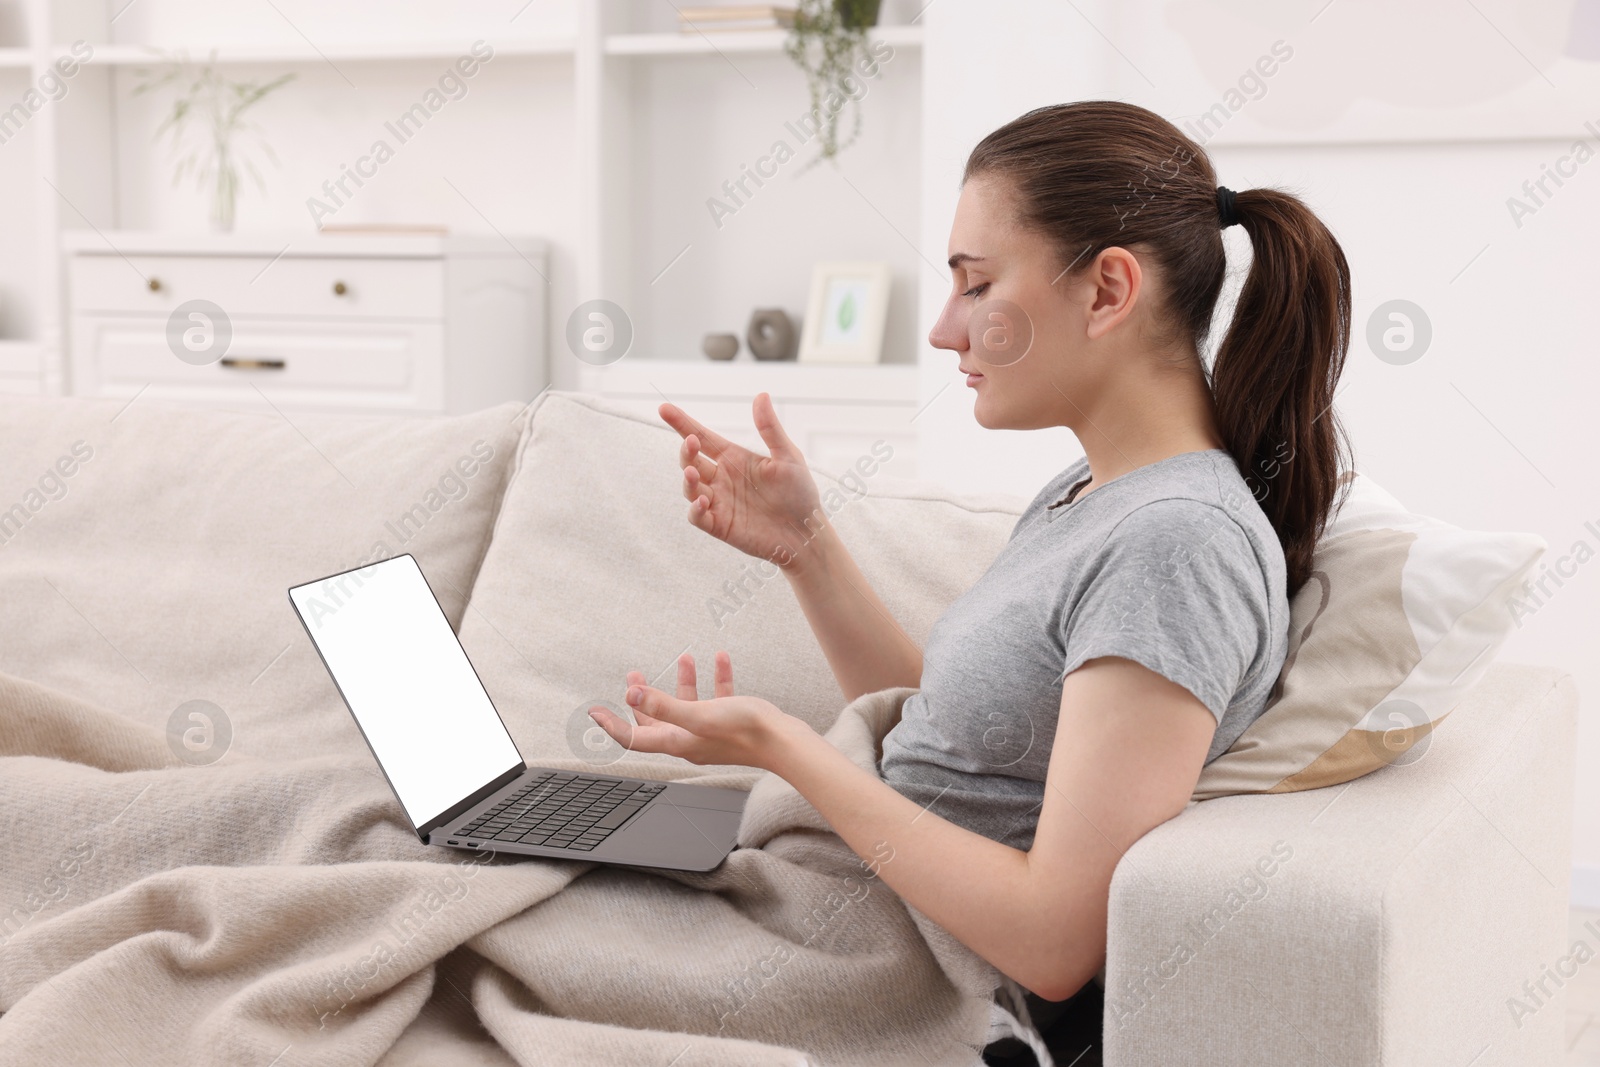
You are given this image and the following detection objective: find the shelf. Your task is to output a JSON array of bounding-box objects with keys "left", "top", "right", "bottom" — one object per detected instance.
[
  {"left": 579, "top": 358, "right": 917, "bottom": 405},
  {"left": 0, "top": 49, "right": 30, "bottom": 69},
  {"left": 60, "top": 229, "right": 549, "bottom": 259},
  {"left": 605, "top": 24, "right": 921, "bottom": 57},
  {"left": 50, "top": 39, "right": 575, "bottom": 66}
]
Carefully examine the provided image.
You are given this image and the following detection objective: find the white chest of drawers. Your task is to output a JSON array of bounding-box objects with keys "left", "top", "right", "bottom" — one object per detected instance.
[{"left": 64, "top": 232, "right": 548, "bottom": 415}]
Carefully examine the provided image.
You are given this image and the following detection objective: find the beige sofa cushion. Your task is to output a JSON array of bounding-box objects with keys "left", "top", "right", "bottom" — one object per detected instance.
[
  {"left": 0, "top": 396, "right": 526, "bottom": 762},
  {"left": 1194, "top": 470, "right": 1547, "bottom": 798},
  {"left": 453, "top": 392, "right": 1021, "bottom": 777}
]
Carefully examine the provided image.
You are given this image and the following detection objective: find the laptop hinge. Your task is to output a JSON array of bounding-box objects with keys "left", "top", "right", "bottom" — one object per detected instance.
[{"left": 417, "top": 762, "right": 525, "bottom": 842}]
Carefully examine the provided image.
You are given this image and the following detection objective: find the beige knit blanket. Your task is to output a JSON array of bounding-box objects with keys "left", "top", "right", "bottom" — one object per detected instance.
[{"left": 0, "top": 674, "right": 1000, "bottom": 1066}]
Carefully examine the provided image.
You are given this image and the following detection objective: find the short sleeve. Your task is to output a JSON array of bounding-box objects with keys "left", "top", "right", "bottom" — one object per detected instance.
[{"left": 1059, "top": 498, "right": 1270, "bottom": 722}]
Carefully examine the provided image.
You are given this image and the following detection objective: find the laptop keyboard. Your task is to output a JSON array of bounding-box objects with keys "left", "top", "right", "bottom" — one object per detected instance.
[{"left": 453, "top": 771, "right": 665, "bottom": 852}]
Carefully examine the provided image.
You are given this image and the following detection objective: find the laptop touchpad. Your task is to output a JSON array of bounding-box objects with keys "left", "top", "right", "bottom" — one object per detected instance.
[{"left": 610, "top": 802, "right": 740, "bottom": 868}]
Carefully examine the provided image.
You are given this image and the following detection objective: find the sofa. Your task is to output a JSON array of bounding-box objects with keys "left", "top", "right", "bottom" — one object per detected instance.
[{"left": 0, "top": 390, "right": 1576, "bottom": 1066}]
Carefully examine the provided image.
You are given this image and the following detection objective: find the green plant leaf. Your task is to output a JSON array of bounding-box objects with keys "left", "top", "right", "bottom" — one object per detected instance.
[{"left": 783, "top": 0, "right": 874, "bottom": 170}]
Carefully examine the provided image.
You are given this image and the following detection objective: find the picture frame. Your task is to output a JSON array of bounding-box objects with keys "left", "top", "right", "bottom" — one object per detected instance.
[{"left": 797, "top": 261, "right": 892, "bottom": 364}]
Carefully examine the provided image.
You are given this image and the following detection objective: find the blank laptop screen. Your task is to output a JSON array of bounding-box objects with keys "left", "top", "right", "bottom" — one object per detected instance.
[{"left": 289, "top": 555, "right": 522, "bottom": 831}]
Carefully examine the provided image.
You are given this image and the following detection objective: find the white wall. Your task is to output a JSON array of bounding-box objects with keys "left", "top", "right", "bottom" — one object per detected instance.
[{"left": 918, "top": 0, "right": 1600, "bottom": 891}]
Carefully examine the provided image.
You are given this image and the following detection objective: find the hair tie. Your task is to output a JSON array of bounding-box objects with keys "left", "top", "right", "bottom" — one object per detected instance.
[{"left": 1216, "top": 186, "right": 1241, "bottom": 229}]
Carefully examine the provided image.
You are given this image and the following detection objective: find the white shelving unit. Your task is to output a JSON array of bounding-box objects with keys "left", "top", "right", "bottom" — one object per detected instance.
[
  {"left": 603, "top": 23, "right": 922, "bottom": 56},
  {"left": 0, "top": 0, "right": 585, "bottom": 397},
  {"left": 0, "top": 0, "right": 66, "bottom": 394},
  {"left": 570, "top": 0, "right": 925, "bottom": 461},
  {"left": 0, "top": 0, "right": 928, "bottom": 438},
  {"left": 57, "top": 39, "right": 579, "bottom": 65}
]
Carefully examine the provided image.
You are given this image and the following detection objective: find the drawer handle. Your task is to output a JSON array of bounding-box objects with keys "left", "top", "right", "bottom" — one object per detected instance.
[
  {"left": 332, "top": 281, "right": 348, "bottom": 296},
  {"left": 219, "top": 358, "right": 286, "bottom": 371},
  {"left": 148, "top": 278, "right": 162, "bottom": 292}
]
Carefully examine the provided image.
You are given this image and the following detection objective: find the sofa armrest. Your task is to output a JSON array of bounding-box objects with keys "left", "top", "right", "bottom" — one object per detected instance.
[{"left": 1102, "top": 663, "right": 1578, "bottom": 1067}]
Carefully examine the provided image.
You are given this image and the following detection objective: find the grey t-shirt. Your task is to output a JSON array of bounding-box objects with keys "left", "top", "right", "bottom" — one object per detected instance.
[{"left": 878, "top": 449, "right": 1289, "bottom": 851}]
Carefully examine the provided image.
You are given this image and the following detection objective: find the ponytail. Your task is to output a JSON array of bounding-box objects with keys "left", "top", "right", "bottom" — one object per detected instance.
[
  {"left": 964, "top": 101, "right": 1352, "bottom": 598},
  {"left": 1211, "top": 189, "right": 1353, "bottom": 595}
]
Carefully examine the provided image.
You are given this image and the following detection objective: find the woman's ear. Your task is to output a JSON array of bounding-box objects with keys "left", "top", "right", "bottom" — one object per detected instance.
[{"left": 1082, "top": 247, "right": 1143, "bottom": 341}]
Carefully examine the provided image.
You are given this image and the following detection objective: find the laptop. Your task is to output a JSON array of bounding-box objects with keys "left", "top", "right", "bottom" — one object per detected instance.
[{"left": 288, "top": 553, "right": 747, "bottom": 871}]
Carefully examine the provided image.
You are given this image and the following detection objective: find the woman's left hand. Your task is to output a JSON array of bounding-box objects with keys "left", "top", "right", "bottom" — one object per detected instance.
[{"left": 588, "top": 650, "right": 806, "bottom": 772}]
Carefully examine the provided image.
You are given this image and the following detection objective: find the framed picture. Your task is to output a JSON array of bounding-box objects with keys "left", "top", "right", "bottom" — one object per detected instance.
[{"left": 798, "top": 262, "right": 892, "bottom": 364}]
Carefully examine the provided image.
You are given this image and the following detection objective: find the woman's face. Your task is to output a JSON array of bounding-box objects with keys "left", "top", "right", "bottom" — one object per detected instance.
[{"left": 928, "top": 174, "right": 1139, "bottom": 432}]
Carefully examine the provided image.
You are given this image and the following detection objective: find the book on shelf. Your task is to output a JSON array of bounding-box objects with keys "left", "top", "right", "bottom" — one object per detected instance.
[
  {"left": 678, "top": 5, "right": 797, "bottom": 32},
  {"left": 318, "top": 223, "right": 450, "bottom": 236}
]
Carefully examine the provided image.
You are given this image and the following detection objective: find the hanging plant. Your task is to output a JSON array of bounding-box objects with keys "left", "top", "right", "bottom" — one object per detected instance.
[
  {"left": 783, "top": 0, "right": 883, "bottom": 170},
  {"left": 133, "top": 53, "right": 295, "bottom": 232}
]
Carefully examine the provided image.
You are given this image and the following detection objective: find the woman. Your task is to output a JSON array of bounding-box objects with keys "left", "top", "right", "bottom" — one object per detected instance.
[{"left": 587, "top": 101, "right": 1350, "bottom": 1016}]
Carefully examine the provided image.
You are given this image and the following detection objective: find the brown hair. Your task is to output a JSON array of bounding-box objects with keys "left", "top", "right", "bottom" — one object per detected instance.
[{"left": 963, "top": 100, "right": 1351, "bottom": 598}]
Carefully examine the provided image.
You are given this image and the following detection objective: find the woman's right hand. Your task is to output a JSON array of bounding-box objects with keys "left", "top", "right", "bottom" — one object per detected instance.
[{"left": 660, "top": 393, "right": 822, "bottom": 567}]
